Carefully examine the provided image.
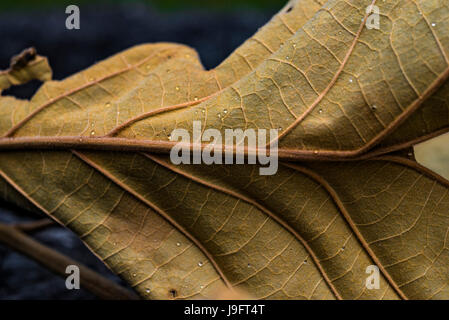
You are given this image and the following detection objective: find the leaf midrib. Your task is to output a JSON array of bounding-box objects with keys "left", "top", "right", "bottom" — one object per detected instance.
[{"left": 2, "top": 0, "right": 449, "bottom": 161}]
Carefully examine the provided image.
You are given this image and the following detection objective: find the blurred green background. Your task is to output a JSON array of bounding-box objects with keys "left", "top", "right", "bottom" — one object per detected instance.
[{"left": 0, "top": 0, "right": 288, "bottom": 11}]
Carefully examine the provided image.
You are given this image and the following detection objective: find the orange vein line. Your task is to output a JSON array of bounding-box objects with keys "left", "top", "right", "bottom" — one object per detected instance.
[
  {"left": 282, "top": 162, "right": 408, "bottom": 300},
  {"left": 373, "top": 155, "right": 449, "bottom": 189},
  {"left": 1, "top": 63, "right": 447, "bottom": 160},
  {"left": 415, "top": 2, "right": 449, "bottom": 65},
  {"left": 70, "top": 150, "right": 233, "bottom": 289},
  {"left": 361, "top": 126, "right": 449, "bottom": 159},
  {"left": 0, "top": 169, "right": 65, "bottom": 227},
  {"left": 105, "top": 91, "right": 221, "bottom": 137},
  {"left": 270, "top": 0, "right": 377, "bottom": 147},
  {"left": 144, "top": 153, "right": 343, "bottom": 300},
  {"left": 3, "top": 49, "right": 171, "bottom": 138},
  {"left": 0, "top": 165, "right": 134, "bottom": 272}
]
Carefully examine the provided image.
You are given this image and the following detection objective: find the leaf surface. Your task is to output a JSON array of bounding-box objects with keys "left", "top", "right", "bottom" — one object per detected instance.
[{"left": 1, "top": 0, "right": 449, "bottom": 300}]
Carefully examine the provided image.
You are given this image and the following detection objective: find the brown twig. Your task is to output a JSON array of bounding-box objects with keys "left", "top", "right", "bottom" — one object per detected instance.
[
  {"left": 12, "top": 218, "right": 54, "bottom": 233},
  {"left": 0, "top": 222, "right": 139, "bottom": 300}
]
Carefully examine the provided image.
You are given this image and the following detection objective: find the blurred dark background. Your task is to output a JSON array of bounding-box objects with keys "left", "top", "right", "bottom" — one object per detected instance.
[
  {"left": 0, "top": 0, "right": 285, "bottom": 98},
  {"left": 0, "top": 0, "right": 284, "bottom": 299}
]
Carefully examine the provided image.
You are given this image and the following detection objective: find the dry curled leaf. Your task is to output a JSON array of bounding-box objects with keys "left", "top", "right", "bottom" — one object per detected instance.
[{"left": 1, "top": 0, "right": 449, "bottom": 300}]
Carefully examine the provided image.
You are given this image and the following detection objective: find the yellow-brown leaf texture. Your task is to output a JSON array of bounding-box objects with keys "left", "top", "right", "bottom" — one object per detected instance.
[{"left": 1, "top": 0, "right": 449, "bottom": 300}]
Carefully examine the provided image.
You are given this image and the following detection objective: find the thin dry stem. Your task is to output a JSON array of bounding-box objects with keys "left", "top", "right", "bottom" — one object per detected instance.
[{"left": 0, "top": 222, "right": 139, "bottom": 300}]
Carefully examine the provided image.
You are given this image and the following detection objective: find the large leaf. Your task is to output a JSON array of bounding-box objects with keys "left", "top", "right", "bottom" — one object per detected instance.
[{"left": 1, "top": 0, "right": 449, "bottom": 300}]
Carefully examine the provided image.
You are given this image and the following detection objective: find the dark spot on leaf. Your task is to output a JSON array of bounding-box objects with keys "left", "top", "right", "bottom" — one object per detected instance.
[{"left": 169, "top": 289, "right": 177, "bottom": 298}]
